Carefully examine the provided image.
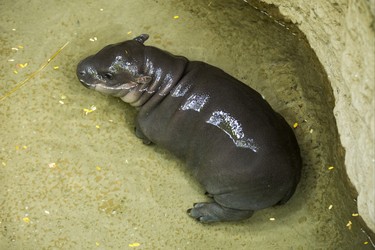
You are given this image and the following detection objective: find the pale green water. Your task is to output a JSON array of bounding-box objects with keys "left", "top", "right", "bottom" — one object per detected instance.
[{"left": 0, "top": 0, "right": 373, "bottom": 249}]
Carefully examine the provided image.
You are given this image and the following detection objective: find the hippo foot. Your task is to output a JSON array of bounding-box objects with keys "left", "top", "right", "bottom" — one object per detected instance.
[
  {"left": 142, "top": 139, "right": 152, "bottom": 145},
  {"left": 134, "top": 126, "right": 152, "bottom": 145},
  {"left": 187, "top": 202, "right": 254, "bottom": 223}
]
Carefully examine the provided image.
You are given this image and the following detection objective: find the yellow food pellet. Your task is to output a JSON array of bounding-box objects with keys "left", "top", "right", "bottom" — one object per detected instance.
[
  {"left": 96, "top": 166, "right": 101, "bottom": 171},
  {"left": 53, "top": 66, "right": 59, "bottom": 70},
  {"left": 129, "top": 242, "right": 141, "bottom": 247},
  {"left": 96, "top": 125, "right": 100, "bottom": 129},
  {"left": 83, "top": 108, "right": 94, "bottom": 115},
  {"left": 83, "top": 105, "right": 97, "bottom": 114},
  {"left": 127, "top": 31, "right": 132, "bottom": 35},
  {"left": 173, "top": 15, "right": 179, "bottom": 19},
  {"left": 1, "top": 162, "right": 6, "bottom": 166},
  {"left": 352, "top": 213, "right": 359, "bottom": 217},
  {"left": 18, "top": 63, "right": 28, "bottom": 68},
  {"left": 15, "top": 145, "right": 20, "bottom": 150},
  {"left": 346, "top": 220, "right": 352, "bottom": 229},
  {"left": 96, "top": 242, "right": 100, "bottom": 246},
  {"left": 328, "top": 205, "right": 333, "bottom": 210},
  {"left": 13, "top": 70, "right": 18, "bottom": 74},
  {"left": 18, "top": 45, "right": 24, "bottom": 49},
  {"left": 48, "top": 162, "right": 57, "bottom": 168},
  {"left": 61, "top": 95, "right": 67, "bottom": 99},
  {"left": 23, "top": 217, "right": 30, "bottom": 223},
  {"left": 22, "top": 145, "right": 27, "bottom": 149},
  {"left": 59, "top": 100, "right": 65, "bottom": 105},
  {"left": 328, "top": 166, "right": 334, "bottom": 170},
  {"left": 269, "top": 217, "right": 275, "bottom": 221},
  {"left": 293, "top": 122, "right": 298, "bottom": 128},
  {"left": 364, "top": 241, "right": 369, "bottom": 245}
]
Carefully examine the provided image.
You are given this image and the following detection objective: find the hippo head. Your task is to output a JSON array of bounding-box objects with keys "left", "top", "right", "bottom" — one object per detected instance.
[{"left": 76, "top": 34, "right": 152, "bottom": 99}]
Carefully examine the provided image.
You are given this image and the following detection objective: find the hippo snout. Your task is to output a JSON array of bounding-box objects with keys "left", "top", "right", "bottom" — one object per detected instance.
[
  {"left": 76, "top": 63, "right": 95, "bottom": 89},
  {"left": 76, "top": 71, "right": 91, "bottom": 88}
]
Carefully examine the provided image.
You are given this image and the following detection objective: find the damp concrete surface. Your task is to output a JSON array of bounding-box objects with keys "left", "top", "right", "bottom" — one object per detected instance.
[{"left": 0, "top": 0, "right": 373, "bottom": 249}]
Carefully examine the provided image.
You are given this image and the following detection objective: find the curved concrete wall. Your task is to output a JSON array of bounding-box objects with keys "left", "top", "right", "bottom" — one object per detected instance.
[{"left": 257, "top": 0, "right": 374, "bottom": 232}]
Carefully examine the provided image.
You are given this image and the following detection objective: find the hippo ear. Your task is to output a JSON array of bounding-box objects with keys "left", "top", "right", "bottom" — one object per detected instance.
[
  {"left": 135, "top": 75, "right": 152, "bottom": 84},
  {"left": 133, "top": 34, "right": 149, "bottom": 44}
]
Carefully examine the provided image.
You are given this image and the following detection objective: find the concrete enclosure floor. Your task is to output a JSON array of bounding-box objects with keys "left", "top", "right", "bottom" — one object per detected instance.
[{"left": 0, "top": 0, "right": 373, "bottom": 249}]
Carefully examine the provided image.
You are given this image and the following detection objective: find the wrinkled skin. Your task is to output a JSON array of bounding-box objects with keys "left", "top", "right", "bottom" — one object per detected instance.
[{"left": 77, "top": 34, "right": 302, "bottom": 223}]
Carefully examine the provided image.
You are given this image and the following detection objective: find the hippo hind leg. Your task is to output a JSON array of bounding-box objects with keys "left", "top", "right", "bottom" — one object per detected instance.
[{"left": 187, "top": 202, "right": 254, "bottom": 223}]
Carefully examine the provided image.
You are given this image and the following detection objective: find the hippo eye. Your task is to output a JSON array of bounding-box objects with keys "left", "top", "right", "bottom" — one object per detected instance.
[{"left": 104, "top": 73, "right": 113, "bottom": 80}]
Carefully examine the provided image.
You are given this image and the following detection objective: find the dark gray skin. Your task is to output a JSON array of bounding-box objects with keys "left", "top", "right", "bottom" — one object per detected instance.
[{"left": 77, "top": 34, "right": 302, "bottom": 223}]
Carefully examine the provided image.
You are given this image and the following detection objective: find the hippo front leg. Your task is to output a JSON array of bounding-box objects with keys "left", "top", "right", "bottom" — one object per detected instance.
[
  {"left": 187, "top": 202, "right": 254, "bottom": 223},
  {"left": 134, "top": 124, "right": 152, "bottom": 145}
]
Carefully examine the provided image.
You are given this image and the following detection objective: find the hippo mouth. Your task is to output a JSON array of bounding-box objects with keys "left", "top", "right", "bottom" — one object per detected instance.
[
  {"left": 79, "top": 82, "right": 137, "bottom": 98},
  {"left": 79, "top": 79, "right": 96, "bottom": 89}
]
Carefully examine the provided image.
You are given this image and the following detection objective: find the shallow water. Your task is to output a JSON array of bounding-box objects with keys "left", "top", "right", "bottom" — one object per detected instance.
[{"left": 0, "top": 0, "right": 373, "bottom": 249}]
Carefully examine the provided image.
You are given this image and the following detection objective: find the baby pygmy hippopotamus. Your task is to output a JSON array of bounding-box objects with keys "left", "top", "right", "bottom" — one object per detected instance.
[{"left": 76, "top": 34, "right": 302, "bottom": 223}]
